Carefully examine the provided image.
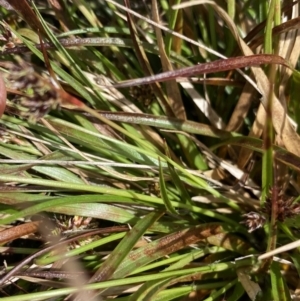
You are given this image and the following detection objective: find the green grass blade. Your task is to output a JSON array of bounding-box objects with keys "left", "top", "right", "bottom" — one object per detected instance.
[
  {"left": 89, "top": 210, "right": 163, "bottom": 282},
  {"left": 159, "top": 158, "right": 178, "bottom": 215},
  {"left": 270, "top": 261, "right": 292, "bottom": 301}
]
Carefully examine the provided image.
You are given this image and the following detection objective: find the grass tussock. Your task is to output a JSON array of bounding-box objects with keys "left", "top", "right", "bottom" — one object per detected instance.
[{"left": 0, "top": 0, "right": 300, "bottom": 300}]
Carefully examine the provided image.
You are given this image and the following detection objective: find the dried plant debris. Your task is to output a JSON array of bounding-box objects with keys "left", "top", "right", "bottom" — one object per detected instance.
[
  {"left": 54, "top": 215, "right": 94, "bottom": 234},
  {"left": 242, "top": 187, "right": 300, "bottom": 232},
  {"left": 148, "top": 181, "right": 161, "bottom": 197},
  {"left": 262, "top": 190, "right": 300, "bottom": 222},
  {"left": 0, "top": 22, "right": 21, "bottom": 51},
  {"left": 129, "top": 85, "right": 156, "bottom": 107},
  {"left": 4, "top": 60, "right": 60, "bottom": 122},
  {"left": 241, "top": 211, "right": 266, "bottom": 233}
]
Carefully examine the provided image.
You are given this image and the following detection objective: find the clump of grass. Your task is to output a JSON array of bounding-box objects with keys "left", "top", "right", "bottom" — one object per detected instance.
[{"left": 0, "top": 1, "right": 300, "bottom": 300}]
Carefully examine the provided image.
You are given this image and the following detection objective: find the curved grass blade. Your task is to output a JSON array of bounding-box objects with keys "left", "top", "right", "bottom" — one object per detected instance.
[
  {"left": 114, "top": 54, "right": 291, "bottom": 88},
  {"left": 37, "top": 231, "right": 127, "bottom": 266}
]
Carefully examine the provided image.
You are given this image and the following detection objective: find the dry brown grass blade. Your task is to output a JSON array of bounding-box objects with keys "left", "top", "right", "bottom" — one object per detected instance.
[
  {"left": 176, "top": 0, "right": 300, "bottom": 157},
  {"left": 0, "top": 221, "right": 41, "bottom": 244},
  {"left": 278, "top": 5, "right": 300, "bottom": 104},
  {"left": 226, "top": 82, "right": 257, "bottom": 133},
  {"left": 249, "top": 16, "right": 300, "bottom": 51},
  {"left": 179, "top": 81, "right": 224, "bottom": 129},
  {"left": 219, "top": 82, "right": 257, "bottom": 170},
  {"left": 274, "top": 5, "right": 300, "bottom": 188},
  {"left": 237, "top": 268, "right": 262, "bottom": 301},
  {"left": 5, "top": 0, "right": 47, "bottom": 36},
  {"left": 151, "top": 0, "right": 186, "bottom": 119},
  {"left": 114, "top": 54, "right": 289, "bottom": 89},
  {"left": 238, "top": 5, "right": 300, "bottom": 168}
]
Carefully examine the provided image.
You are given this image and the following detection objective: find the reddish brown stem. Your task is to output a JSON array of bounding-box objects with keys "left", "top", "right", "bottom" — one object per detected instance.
[{"left": 0, "top": 221, "right": 41, "bottom": 244}]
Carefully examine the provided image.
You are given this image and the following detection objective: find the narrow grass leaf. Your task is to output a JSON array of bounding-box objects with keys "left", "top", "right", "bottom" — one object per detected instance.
[
  {"left": 289, "top": 252, "right": 300, "bottom": 280},
  {"left": 226, "top": 282, "right": 246, "bottom": 301},
  {"left": 155, "top": 283, "right": 229, "bottom": 301},
  {"left": 99, "top": 111, "right": 239, "bottom": 139},
  {"left": 159, "top": 158, "right": 177, "bottom": 215},
  {"left": 165, "top": 0, "right": 182, "bottom": 55},
  {"left": 37, "top": 232, "right": 127, "bottom": 266},
  {"left": 165, "top": 150, "right": 192, "bottom": 207},
  {"left": 88, "top": 210, "right": 163, "bottom": 282},
  {"left": 203, "top": 279, "right": 238, "bottom": 301},
  {"left": 270, "top": 261, "right": 292, "bottom": 301}
]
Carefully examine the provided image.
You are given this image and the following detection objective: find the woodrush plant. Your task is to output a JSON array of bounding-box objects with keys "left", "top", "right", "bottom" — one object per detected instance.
[{"left": 0, "top": 1, "right": 299, "bottom": 301}]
